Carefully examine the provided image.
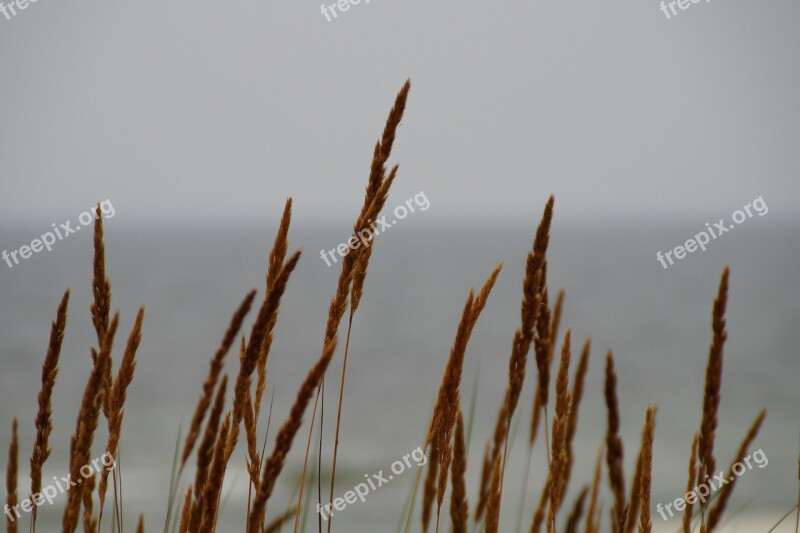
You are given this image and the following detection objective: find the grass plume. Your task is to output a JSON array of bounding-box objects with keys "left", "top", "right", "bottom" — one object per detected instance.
[
  {"left": 182, "top": 290, "right": 256, "bottom": 467},
  {"left": 696, "top": 267, "right": 729, "bottom": 521},
  {"left": 428, "top": 264, "right": 503, "bottom": 528},
  {"left": 99, "top": 306, "right": 145, "bottom": 520},
  {"left": 682, "top": 433, "right": 699, "bottom": 533},
  {"left": 327, "top": 79, "right": 411, "bottom": 533},
  {"left": 604, "top": 351, "right": 626, "bottom": 532},
  {"left": 6, "top": 418, "right": 18, "bottom": 533},
  {"left": 450, "top": 410, "right": 469, "bottom": 533},
  {"left": 29, "top": 289, "right": 70, "bottom": 530},
  {"left": 62, "top": 313, "right": 119, "bottom": 533},
  {"left": 704, "top": 409, "right": 766, "bottom": 531},
  {"left": 637, "top": 406, "right": 656, "bottom": 533}
]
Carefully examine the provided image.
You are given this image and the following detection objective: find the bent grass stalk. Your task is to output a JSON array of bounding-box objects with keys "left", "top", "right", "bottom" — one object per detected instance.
[
  {"left": 326, "top": 79, "right": 411, "bottom": 533},
  {"left": 29, "top": 289, "right": 69, "bottom": 533}
]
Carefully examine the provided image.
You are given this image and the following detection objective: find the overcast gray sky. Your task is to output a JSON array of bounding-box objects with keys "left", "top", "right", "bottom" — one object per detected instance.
[{"left": 1, "top": 0, "right": 798, "bottom": 223}]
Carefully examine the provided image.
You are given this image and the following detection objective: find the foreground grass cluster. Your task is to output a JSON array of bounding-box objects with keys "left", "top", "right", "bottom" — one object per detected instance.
[{"left": 4, "top": 81, "right": 797, "bottom": 533}]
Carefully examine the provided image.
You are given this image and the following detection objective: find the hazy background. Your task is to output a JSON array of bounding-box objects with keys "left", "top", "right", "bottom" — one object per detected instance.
[
  {"left": 1, "top": 0, "right": 798, "bottom": 531},
  {"left": 1, "top": 0, "right": 799, "bottom": 222}
]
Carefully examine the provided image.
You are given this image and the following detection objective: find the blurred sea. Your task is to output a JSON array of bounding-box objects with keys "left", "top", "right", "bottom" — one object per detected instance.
[{"left": 0, "top": 215, "right": 798, "bottom": 531}]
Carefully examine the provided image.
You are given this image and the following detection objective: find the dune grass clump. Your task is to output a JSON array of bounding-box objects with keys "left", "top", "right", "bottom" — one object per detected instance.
[{"left": 4, "top": 80, "right": 792, "bottom": 533}]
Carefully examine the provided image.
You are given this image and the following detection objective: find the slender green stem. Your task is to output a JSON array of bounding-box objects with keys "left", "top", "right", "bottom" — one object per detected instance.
[
  {"left": 293, "top": 383, "right": 322, "bottom": 532},
  {"left": 765, "top": 504, "right": 799, "bottom": 533},
  {"left": 162, "top": 426, "right": 183, "bottom": 533},
  {"left": 514, "top": 444, "right": 533, "bottom": 533}
]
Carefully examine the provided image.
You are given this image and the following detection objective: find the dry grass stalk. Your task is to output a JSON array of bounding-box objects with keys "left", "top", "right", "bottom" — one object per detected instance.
[
  {"left": 532, "top": 332, "right": 573, "bottom": 533},
  {"left": 531, "top": 280, "right": 564, "bottom": 470},
  {"left": 289, "top": 137, "right": 403, "bottom": 533},
  {"left": 374, "top": 80, "right": 411, "bottom": 183},
  {"left": 198, "top": 413, "right": 232, "bottom": 532},
  {"left": 427, "top": 267, "right": 503, "bottom": 449},
  {"left": 190, "top": 375, "right": 228, "bottom": 532},
  {"left": 484, "top": 197, "right": 553, "bottom": 528},
  {"left": 544, "top": 289, "right": 565, "bottom": 450},
  {"left": 99, "top": 306, "right": 145, "bottom": 516},
  {"left": 178, "top": 487, "right": 192, "bottom": 533},
  {"left": 542, "top": 290, "right": 564, "bottom": 380},
  {"left": 243, "top": 390, "right": 260, "bottom": 487},
  {"left": 328, "top": 80, "right": 411, "bottom": 532},
  {"left": 229, "top": 247, "right": 302, "bottom": 460},
  {"left": 529, "top": 389, "right": 543, "bottom": 450},
  {"left": 6, "top": 418, "right": 18, "bottom": 533},
  {"left": 354, "top": 79, "right": 410, "bottom": 257},
  {"left": 517, "top": 305, "right": 560, "bottom": 533},
  {"left": 247, "top": 339, "right": 337, "bottom": 533},
  {"left": 604, "top": 351, "right": 626, "bottom": 532},
  {"left": 90, "top": 204, "right": 111, "bottom": 343},
  {"left": 349, "top": 244, "right": 371, "bottom": 315},
  {"left": 89, "top": 205, "right": 113, "bottom": 420},
  {"left": 473, "top": 443, "right": 491, "bottom": 522},
  {"left": 291, "top": 370, "right": 324, "bottom": 533},
  {"left": 422, "top": 442, "right": 440, "bottom": 532},
  {"left": 260, "top": 178, "right": 397, "bottom": 512},
  {"left": 507, "top": 197, "right": 554, "bottom": 421},
  {"left": 624, "top": 434, "right": 643, "bottom": 533},
  {"left": 560, "top": 337, "right": 591, "bottom": 504},
  {"left": 255, "top": 198, "right": 294, "bottom": 421},
  {"left": 429, "top": 265, "right": 503, "bottom": 522},
  {"left": 546, "top": 330, "right": 573, "bottom": 533},
  {"left": 30, "top": 289, "right": 70, "bottom": 529},
  {"left": 566, "top": 338, "right": 590, "bottom": 446},
  {"left": 63, "top": 313, "right": 119, "bottom": 533},
  {"left": 618, "top": 504, "right": 629, "bottom": 533},
  {"left": 682, "top": 433, "right": 699, "bottom": 533},
  {"left": 565, "top": 486, "right": 590, "bottom": 533},
  {"left": 182, "top": 290, "right": 256, "bottom": 467},
  {"left": 359, "top": 80, "right": 411, "bottom": 232},
  {"left": 82, "top": 473, "right": 97, "bottom": 533},
  {"left": 286, "top": 81, "right": 410, "bottom": 532},
  {"left": 594, "top": 502, "right": 605, "bottom": 533},
  {"left": 638, "top": 406, "right": 656, "bottom": 533},
  {"left": 322, "top": 160, "right": 399, "bottom": 361},
  {"left": 584, "top": 446, "right": 603, "bottom": 533},
  {"left": 530, "top": 275, "right": 551, "bottom": 449},
  {"left": 251, "top": 147, "right": 403, "bottom": 530},
  {"left": 450, "top": 411, "right": 469, "bottom": 533},
  {"left": 266, "top": 198, "right": 293, "bottom": 294},
  {"left": 697, "top": 268, "right": 729, "bottom": 500},
  {"left": 484, "top": 452, "right": 503, "bottom": 533},
  {"left": 704, "top": 409, "right": 766, "bottom": 531},
  {"left": 265, "top": 508, "right": 296, "bottom": 533},
  {"left": 320, "top": 162, "right": 397, "bottom": 352}
]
